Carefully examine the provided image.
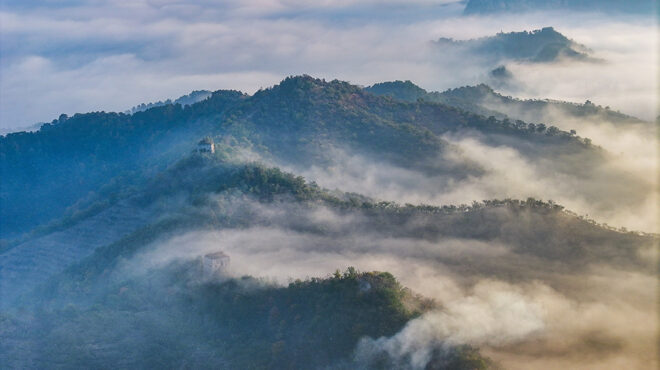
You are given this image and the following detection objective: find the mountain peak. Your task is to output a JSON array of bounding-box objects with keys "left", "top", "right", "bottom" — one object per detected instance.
[
  {"left": 365, "top": 80, "right": 428, "bottom": 102},
  {"left": 252, "top": 75, "right": 364, "bottom": 106},
  {"left": 435, "top": 27, "right": 591, "bottom": 63},
  {"left": 276, "top": 74, "right": 327, "bottom": 90}
]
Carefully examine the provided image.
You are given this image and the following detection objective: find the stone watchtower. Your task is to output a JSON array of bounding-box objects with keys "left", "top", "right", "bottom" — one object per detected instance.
[
  {"left": 201, "top": 251, "right": 230, "bottom": 277},
  {"left": 196, "top": 137, "right": 215, "bottom": 154}
]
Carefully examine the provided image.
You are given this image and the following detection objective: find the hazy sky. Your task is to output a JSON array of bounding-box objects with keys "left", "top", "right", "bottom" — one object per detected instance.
[{"left": 0, "top": 0, "right": 657, "bottom": 129}]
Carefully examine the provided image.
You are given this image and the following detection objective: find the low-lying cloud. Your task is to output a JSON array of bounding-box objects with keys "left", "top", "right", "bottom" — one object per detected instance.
[
  {"left": 288, "top": 133, "right": 657, "bottom": 233},
  {"left": 119, "top": 196, "right": 657, "bottom": 369}
]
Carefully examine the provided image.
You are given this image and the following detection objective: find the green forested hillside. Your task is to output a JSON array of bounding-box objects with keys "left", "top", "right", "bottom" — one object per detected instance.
[
  {"left": 434, "top": 27, "right": 592, "bottom": 63},
  {"left": 366, "top": 80, "right": 646, "bottom": 126},
  {"left": 32, "top": 155, "right": 653, "bottom": 306},
  {"left": 1, "top": 76, "right": 595, "bottom": 237},
  {"left": 2, "top": 154, "right": 650, "bottom": 368},
  {"left": 4, "top": 268, "right": 491, "bottom": 369},
  {"left": 0, "top": 90, "right": 246, "bottom": 236}
]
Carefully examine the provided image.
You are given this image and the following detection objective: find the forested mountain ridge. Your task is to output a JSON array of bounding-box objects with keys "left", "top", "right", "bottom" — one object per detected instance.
[
  {"left": 2, "top": 76, "right": 652, "bottom": 305},
  {"left": 0, "top": 90, "right": 246, "bottom": 237},
  {"left": 127, "top": 89, "right": 213, "bottom": 114},
  {"left": 366, "top": 80, "right": 646, "bottom": 126},
  {"left": 1, "top": 266, "right": 493, "bottom": 369},
  {"left": 434, "top": 27, "right": 593, "bottom": 63},
  {"left": 5, "top": 155, "right": 652, "bottom": 308},
  {"left": 1, "top": 75, "right": 597, "bottom": 237},
  {"left": 2, "top": 108, "right": 655, "bottom": 369},
  {"left": 1, "top": 153, "right": 653, "bottom": 368}
]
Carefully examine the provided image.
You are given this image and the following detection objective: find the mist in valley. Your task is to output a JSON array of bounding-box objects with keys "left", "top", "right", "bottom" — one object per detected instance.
[
  {"left": 0, "top": 1, "right": 657, "bottom": 369},
  {"left": 95, "top": 196, "right": 660, "bottom": 369}
]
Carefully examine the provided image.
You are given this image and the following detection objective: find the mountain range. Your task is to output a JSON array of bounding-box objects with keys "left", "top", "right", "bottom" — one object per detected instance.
[
  {"left": 2, "top": 75, "right": 599, "bottom": 237},
  {"left": 366, "top": 80, "right": 645, "bottom": 126},
  {"left": 1, "top": 75, "right": 656, "bottom": 369}
]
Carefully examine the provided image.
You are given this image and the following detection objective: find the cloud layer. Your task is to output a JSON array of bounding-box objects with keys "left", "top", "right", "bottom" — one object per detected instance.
[
  {"left": 121, "top": 196, "right": 657, "bottom": 369},
  {"left": 1, "top": 1, "right": 656, "bottom": 129}
]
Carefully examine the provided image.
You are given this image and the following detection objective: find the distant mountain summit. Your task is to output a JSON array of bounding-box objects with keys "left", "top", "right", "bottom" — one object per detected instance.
[
  {"left": 364, "top": 80, "right": 428, "bottom": 102},
  {"left": 464, "top": 0, "right": 656, "bottom": 15},
  {"left": 434, "top": 27, "right": 593, "bottom": 63},
  {"left": 366, "top": 80, "right": 645, "bottom": 126}
]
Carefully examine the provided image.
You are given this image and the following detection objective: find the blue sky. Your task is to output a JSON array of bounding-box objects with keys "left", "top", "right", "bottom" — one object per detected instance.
[{"left": 0, "top": 0, "right": 656, "bottom": 129}]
